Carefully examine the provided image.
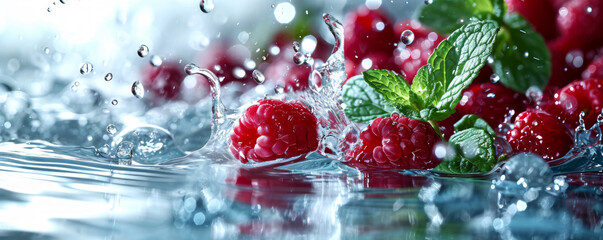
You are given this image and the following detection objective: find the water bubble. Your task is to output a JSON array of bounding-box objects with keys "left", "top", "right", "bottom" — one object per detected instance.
[
  {"left": 137, "top": 45, "right": 149, "bottom": 57},
  {"left": 104, "top": 73, "right": 113, "bottom": 81},
  {"left": 131, "top": 81, "right": 145, "bottom": 99},
  {"left": 116, "top": 141, "right": 134, "bottom": 159},
  {"left": 111, "top": 125, "right": 185, "bottom": 164},
  {"left": 150, "top": 55, "right": 163, "bottom": 67},
  {"left": 111, "top": 99, "right": 118, "bottom": 105},
  {"left": 199, "top": 0, "right": 214, "bottom": 13},
  {"left": 490, "top": 74, "right": 500, "bottom": 83},
  {"left": 293, "top": 52, "right": 306, "bottom": 65},
  {"left": 252, "top": 70, "right": 265, "bottom": 84},
  {"left": 106, "top": 124, "right": 117, "bottom": 134},
  {"left": 497, "top": 153, "right": 553, "bottom": 189},
  {"left": 525, "top": 86, "right": 543, "bottom": 103},
  {"left": 400, "top": 30, "right": 415, "bottom": 45},
  {"left": 80, "top": 62, "right": 93, "bottom": 75}
]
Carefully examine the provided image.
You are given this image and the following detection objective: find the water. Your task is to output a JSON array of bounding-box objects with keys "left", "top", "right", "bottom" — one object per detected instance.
[{"left": 1, "top": 0, "right": 602, "bottom": 239}]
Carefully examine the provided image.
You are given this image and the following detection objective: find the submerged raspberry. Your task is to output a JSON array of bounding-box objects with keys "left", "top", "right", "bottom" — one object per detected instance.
[
  {"left": 230, "top": 99, "right": 319, "bottom": 163},
  {"left": 345, "top": 113, "right": 440, "bottom": 170},
  {"left": 506, "top": 110, "right": 573, "bottom": 161}
]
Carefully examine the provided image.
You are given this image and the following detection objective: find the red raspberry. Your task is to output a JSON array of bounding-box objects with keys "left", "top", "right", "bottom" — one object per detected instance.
[
  {"left": 142, "top": 61, "right": 186, "bottom": 100},
  {"left": 505, "top": 0, "right": 559, "bottom": 40},
  {"left": 345, "top": 52, "right": 399, "bottom": 82},
  {"left": 436, "top": 111, "right": 463, "bottom": 140},
  {"left": 582, "top": 55, "right": 603, "bottom": 79},
  {"left": 196, "top": 42, "right": 253, "bottom": 85},
  {"left": 552, "top": 78, "right": 603, "bottom": 128},
  {"left": 506, "top": 110, "right": 573, "bottom": 161},
  {"left": 230, "top": 99, "right": 319, "bottom": 163},
  {"left": 456, "top": 83, "right": 527, "bottom": 132},
  {"left": 546, "top": 37, "right": 592, "bottom": 91},
  {"left": 393, "top": 20, "right": 443, "bottom": 82},
  {"left": 262, "top": 47, "right": 314, "bottom": 92},
  {"left": 345, "top": 113, "right": 441, "bottom": 170},
  {"left": 343, "top": 7, "right": 397, "bottom": 64},
  {"left": 556, "top": 0, "right": 603, "bottom": 49}
]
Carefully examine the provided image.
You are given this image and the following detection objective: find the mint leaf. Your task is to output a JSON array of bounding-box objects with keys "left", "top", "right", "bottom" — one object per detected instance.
[
  {"left": 491, "top": 13, "right": 551, "bottom": 92},
  {"left": 362, "top": 70, "right": 411, "bottom": 104},
  {"left": 436, "top": 20, "right": 499, "bottom": 112},
  {"left": 434, "top": 127, "right": 496, "bottom": 173},
  {"left": 453, "top": 114, "right": 496, "bottom": 135},
  {"left": 342, "top": 75, "right": 395, "bottom": 123},
  {"left": 425, "top": 40, "right": 458, "bottom": 104},
  {"left": 418, "top": 0, "right": 495, "bottom": 34}
]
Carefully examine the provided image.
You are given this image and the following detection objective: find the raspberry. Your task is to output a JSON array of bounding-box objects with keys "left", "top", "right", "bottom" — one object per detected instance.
[
  {"left": 456, "top": 82, "right": 527, "bottom": 132},
  {"left": 393, "top": 20, "right": 443, "bottom": 82},
  {"left": 506, "top": 110, "right": 573, "bottom": 161},
  {"left": 262, "top": 47, "right": 314, "bottom": 92},
  {"left": 552, "top": 78, "right": 603, "bottom": 128},
  {"left": 230, "top": 99, "right": 319, "bottom": 163},
  {"left": 345, "top": 52, "right": 398, "bottom": 82},
  {"left": 546, "top": 37, "right": 592, "bottom": 91},
  {"left": 556, "top": 0, "right": 603, "bottom": 49},
  {"left": 343, "top": 7, "right": 397, "bottom": 64},
  {"left": 345, "top": 113, "right": 441, "bottom": 170},
  {"left": 196, "top": 42, "right": 253, "bottom": 85},
  {"left": 142, "top": 61, "right": 186, "bottom": 100},
  {"left": 582, "top": 55, "right": 603, "bottom": 79},
  {"left": 505, "top": 0, "right": 558, "bottom": 40}
]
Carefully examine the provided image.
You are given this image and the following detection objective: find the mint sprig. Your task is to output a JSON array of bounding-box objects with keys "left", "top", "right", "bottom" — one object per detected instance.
[
  {"left": 419, "top": 0, "right": 551, "bottom": 93},
  {"left": 359, "top": 20, "right": 498, "bottom": 123},
  {"left": 434, "top": 115, "right": 498, "bottom": 174}
]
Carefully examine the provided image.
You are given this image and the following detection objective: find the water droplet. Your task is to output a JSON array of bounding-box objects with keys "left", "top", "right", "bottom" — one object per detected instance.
[
  {"left": 293, "top": 52, "right": 306, "bottom": 65},
  {"left": 137, "top": 45, "right": 149, "bottom": 58},
  {"left": 525, "top": 86, "right": 543, "bottom": 103},
  {"left": 199, "top": 0, "right": 214, "bottom": 13},
  {"left": 292, "top": 41, "right": 301, "bottom": 52},
  {"left": 490, "top": 74, "right": 500, "bottom": 83},
  {"left": 271, "top": 4, "right": 275, "bottom": 8},
  {"left": 424, "top": 0, "right": 433, "bottom": 4},
  {"left": 274, "top": 85, "right": 285, "bottom": 94},
  {"left": 111, "top": 99, "right": 118, "bottom": 105},
  {"left": 47, "top": 7, "right": 52, "bottom": 12},
  {"left": 131, "top": 81, "right": 145, "bottom": 99},
  {"left": 104, "top": 73, "right": 113, "bottom": 81},
  {"left": 150, "top": 55, "right": 163, "bottom": 67},
  {"left": 274, "top": 2, "right": 296, "bottom": 24},
  {"left": 43, "top": 47, "right": 50, "bottom": 54},
  {"left": 116, "top": 141, "right": 134, "bottom": 160},
  {"left": 107, "top": 124, "right": 117, "bottom": 134},
  {"left": 586, "top": 6, "right": 593, "bottom": 13},
  {"left": 80, "top": 62, "right": 93, "bottom": 75},
  {"left": 400, "top": 30, "right": 415, "bottom": 45},
  {"left": 60, "top": 0, "right": 67, "bottom": 4},
  {"left": 252, "top": 70, "right": 265, "bottom": 84}
]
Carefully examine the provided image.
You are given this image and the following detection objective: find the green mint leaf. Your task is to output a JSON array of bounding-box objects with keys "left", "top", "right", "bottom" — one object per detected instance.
[
  {"left": 418, "top": 0, "right": 494, "bottom": 34},
  {"left": 342, "top": 75, "right": 396, "bottom": 123},
  {"left": 491, "top": 13, "right": 551, "bottom": 92},
  {"left": 434, "top": 127, "right": 496, "bottom": 173},
  {"left": 410, "top": 65, "right": 433, "bottom": 103},
  {"left": 490, "top": 0, "right": 507, "bottom": 19},
  {"left": 393, "top": 103, "right": 423, "bottom": 121},
  {"left": 453, "top": 114, "right": 496, "bottom": 135},
  {"left": 425, "top": 40, "right": 459, "bottom": 104},
  {"left": 436, "top": 20, "right": 499, "bottom": 112},
  {"left": 362, "top": 69, "right": 410, "bottom": 104}
]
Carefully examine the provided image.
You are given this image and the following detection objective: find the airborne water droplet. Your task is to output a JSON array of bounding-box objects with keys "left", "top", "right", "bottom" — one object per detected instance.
[
  {"left": 131, "top": 81, "right": 145, "bottom": 99},
  {"left": 150, "top": 55, "right": 163, "bottom": 67},
  {"left": 424, "top": 0, "right": 433, "bottom": 4},
  {"left": 252, "top": 70, "right": 265, "bottom": 84},
  {"left": 293, "top": 52, "right": 306, "bottom": 65},
  {"left": 400, "top": 30, "right": 415, "bottom": 45},
  {"left": 111, "top": 99, "right": 118, "bottom": 105},
  {"left": 137, "top": 45, "right": 149, "bottom": 57},
  {"left": 104, "top": 73, "right": 113, "bottom": 81},
  {"left": 274, "top": 85, "right": 285, "bottom": 94},
  {"left": 107, "top": 124, "right": 117, "bottom": 134},
  {"left": 200, "top": 0, "right": 214, "bottom": 13},
  {"left": 490, "top": 74, "right": 500, "bottom": 83},
  {"left": 80, "top": 62, "right": 93, "bottom": 75},
  {"left": 292, "top": 41, "right": 301, "bottom": 52},
  {"left": 43, "top": 47, "right": 50, "bottom": 54}
]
